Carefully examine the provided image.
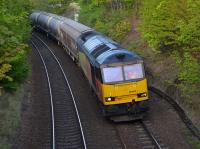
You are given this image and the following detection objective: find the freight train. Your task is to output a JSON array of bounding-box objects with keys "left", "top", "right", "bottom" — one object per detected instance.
[{"left": 30, "top": 11, "right": 149, "bottom": 122}]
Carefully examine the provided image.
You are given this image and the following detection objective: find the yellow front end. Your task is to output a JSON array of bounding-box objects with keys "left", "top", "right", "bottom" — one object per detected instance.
[{"left": 101, "top": 79, "right": 148, "bottom": 105}]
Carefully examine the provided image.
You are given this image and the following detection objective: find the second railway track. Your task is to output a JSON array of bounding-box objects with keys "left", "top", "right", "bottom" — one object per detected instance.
[{"left": 31, "top": 34, "right": 87, "bottom": 149}]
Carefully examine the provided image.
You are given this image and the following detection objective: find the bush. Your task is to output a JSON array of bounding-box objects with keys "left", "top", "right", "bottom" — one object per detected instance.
[
  {"left": 109, "top": 20, "right": 131, "bottom": 42},
  {"left": 174, "top": 52, "right": 200, "bottom": 96},
  {"left": 0, "top": 0, "right": 31, "bottom": 92},
  {"left": 140, "top": 0, "right": 200, "bottom": 99},
  {"left": 2, "top": 50, "right": 29, "bottom": 92},
  {"left": 79, "top": 1, "right": 132, "bottom": 42}
]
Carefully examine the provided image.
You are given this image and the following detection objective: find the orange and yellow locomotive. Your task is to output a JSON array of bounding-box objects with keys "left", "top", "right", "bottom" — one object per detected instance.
[{"left": 30, "top": 11, "right": 149, "bottom": 122}]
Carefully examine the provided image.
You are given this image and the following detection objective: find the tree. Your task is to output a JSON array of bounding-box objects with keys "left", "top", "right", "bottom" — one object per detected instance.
[
  {"left": 0, "top": 0, "right": 31, "bottom": 91},
  {"left": 140, "top": 0, "right": 200, "bottom": 96}
]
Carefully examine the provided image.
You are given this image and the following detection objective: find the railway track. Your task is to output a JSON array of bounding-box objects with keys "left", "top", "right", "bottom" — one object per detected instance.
[
  {"left": 149, "top": 87, "right": 200, "bottom": 140},
  {"left": 139, "top": 120, "right": 166, "bottom": 149},
  {"left": 31, "top": 34, "right": 87, "bottom": 149},
  {"left": 115, "top": 121, "right": 168, "bottom": 149}
]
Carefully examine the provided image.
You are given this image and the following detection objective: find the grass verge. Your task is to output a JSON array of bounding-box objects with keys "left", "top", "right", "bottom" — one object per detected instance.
[{"left": 0, "top": 86, "right": 24, "bottom": 149}]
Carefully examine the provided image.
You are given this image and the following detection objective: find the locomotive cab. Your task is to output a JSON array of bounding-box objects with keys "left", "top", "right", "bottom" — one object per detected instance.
[
  {"left": 96, "top": 50, "right": 149, "bottom": 119},
  {"left": 100, "top": 62, "right": 148, "bottom": 104}
]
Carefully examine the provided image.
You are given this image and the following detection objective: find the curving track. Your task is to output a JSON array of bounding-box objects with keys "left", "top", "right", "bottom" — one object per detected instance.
[
  {"left": 31, "top": 34, "right": 87, "bottom": 149},
  {"left": 149, "top": 87, "right": 200, "bottom": 140}
]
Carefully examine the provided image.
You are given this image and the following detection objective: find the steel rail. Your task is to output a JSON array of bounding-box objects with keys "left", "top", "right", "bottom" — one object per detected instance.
[
  {"left": 31, "top": 41, "right": 55, "bottom": 149},
  {"left": 114, "top": 122, "right": 164, "bottom": 149},
  {"left": 149, "top": 86, "right": 200, "bottom": 140},
  {"left": 140, "top": 121, "right": 162, "bottom": 149},
  {"left": 33, "top": 34, "right": 87, "bottom": 149},
  {"left": 114, "top": 126, "right": 128, "bottom": 149}
]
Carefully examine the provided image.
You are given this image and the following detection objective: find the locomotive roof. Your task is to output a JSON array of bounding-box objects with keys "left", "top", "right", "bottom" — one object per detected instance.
[
  {"left": 97, "top": 49, "right": 141, "bottom": 65},
  {"left": 82, "top": 34, "right": 141, "bottom": 65}
]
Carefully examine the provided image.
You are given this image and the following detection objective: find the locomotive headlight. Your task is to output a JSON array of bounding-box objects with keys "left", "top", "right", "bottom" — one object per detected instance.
[
  {"left": 137, "top": 92, "right": 147, "bottom": 98},
  {"left": 107, "top": 97, "right": 112, "bottom": 101},
  {"left": 105, "top": 97, "right": 115, "bottom": 102}
]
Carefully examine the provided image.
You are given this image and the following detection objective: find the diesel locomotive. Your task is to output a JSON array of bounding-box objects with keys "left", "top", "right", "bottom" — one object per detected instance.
[{"left": 30, "top": 11, "right": 149, "bottom": 122}]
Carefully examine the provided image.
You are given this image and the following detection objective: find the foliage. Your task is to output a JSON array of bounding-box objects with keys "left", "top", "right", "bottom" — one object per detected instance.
[
  {"left": 0, "top": 0, "right": 31, "bottom": 91},
  {"left": 140, "top": 0, "right": 184, "bottom": 52},
  {"left": 174, "top": 51, "right": 200, "bottom": 96},
  {"left": 140, "top": 0, "right": 200, "bottom": 98},
  {"left": 189, "top": 137, "right": 200, "bottom": 149},
  {"left": 79, "top": 4, "right": 105, "bottom": 28},
  {"left": 0, "top": 0, "right": 32, "bottom": 148},
  {"left": 79, "top": 1, "right": 132, "bottom": 42},
  {"left": 80, "top": 0, "right": 135, "bottom": 9},
  {"left": 0, "top": 88, "right": 23, "bottom": 148},
  {"left": 109, "top": 20, "right": 131, "bottom": 42},
  {"left": 32, "top": 0, "right": 73, "bottom": 14}
]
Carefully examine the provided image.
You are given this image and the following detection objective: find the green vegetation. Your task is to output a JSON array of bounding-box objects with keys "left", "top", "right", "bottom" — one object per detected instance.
[
  {"left": 0, "top": 0, "right": 31, "bottom": 91},
  {"left": 0, "top": 0, "right": 73, "bottom": 92},
  {"left": 0, "top": 1, "right": 32, "bottom": 147},
  {"left": 79, "top": 0, "right": 134, "bottom": 42},
  {"left": 0, "top": 89, "right": 24, "bottom": 148},
  {"left": 188, "top": 136, "right": 200, "bottom": 149},
  {"left": 140, "top": 0, "right": 200, "bottom": 103},
  {"left": 32, "top": 0, "right": 73, "bottom": 14}
]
